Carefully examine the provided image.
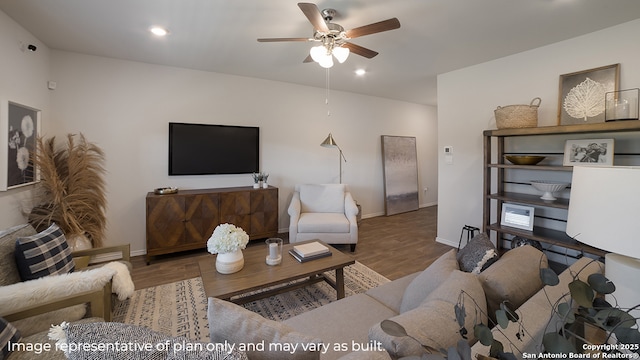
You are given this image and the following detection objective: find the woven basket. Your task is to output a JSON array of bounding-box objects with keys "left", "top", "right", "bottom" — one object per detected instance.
[{"left": 495, "top": 97, "right": 541, "bottom": 129}]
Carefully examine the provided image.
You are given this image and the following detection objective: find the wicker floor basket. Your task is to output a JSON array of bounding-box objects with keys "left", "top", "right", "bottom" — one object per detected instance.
[{"left": 495, "top": 97, "right": 541, "bottom": 129}]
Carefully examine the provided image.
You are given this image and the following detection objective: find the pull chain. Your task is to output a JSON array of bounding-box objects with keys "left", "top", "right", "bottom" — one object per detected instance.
[{"left": 325, "top": 68, "right": 331, "bottom": 117}]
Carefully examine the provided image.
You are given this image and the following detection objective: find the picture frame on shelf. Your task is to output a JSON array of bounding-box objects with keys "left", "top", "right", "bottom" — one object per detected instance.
[
  {"left": 558, "top": 64, "right": 620, "bottom": 125},
  {"left": 563, "top": 138, "right": 614, "bottom": 166},
  {"left": 1, "top": 100, "right": 41, "bottom": 191},
  {"left": 501, "top": 203, "right": 535, "bottom": 231}
]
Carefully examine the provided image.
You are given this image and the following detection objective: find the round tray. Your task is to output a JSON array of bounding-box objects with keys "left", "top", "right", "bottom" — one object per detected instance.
[{"left": 154, "top": 187, "right": 178, "bottom": 195}]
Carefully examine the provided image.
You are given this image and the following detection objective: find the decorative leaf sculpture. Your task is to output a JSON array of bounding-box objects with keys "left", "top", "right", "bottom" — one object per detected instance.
[{"left": 563, "top": 77, "right": 606, "bottom": 121}]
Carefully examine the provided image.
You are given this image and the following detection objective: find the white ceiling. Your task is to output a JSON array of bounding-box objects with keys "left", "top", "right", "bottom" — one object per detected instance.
[{"left": 2, "top": 0, "right": 640, "bottom": 106}]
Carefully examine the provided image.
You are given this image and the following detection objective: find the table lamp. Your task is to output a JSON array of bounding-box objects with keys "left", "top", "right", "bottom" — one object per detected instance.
[{"left": 566, "top": 165, "right": 640, "bottom": 323}]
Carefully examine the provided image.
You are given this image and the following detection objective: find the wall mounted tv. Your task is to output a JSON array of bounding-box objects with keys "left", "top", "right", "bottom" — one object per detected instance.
[{"left": 168, "top": 122, "right": 259, "bottom": 175}]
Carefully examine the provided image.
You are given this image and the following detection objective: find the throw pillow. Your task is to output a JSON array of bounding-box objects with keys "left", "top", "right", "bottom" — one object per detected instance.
[
  {"left": 208, "top": 297, "right": 322, "bottom": 360},
  {"left": 49, "top": 321, "right": 248, "bottom": 360},
  {"left": 399, "top": 249, "right": 459, "bottom": 313},
  {"left": 457, "top": 233, "right": 498, "bottom": 274},
  {"left": 478, "top": 244, "right": 548, "bottom": 320},
  {"left": 1, "top": 317, "right": 21, "bottom": 360},
  {"left": 14, "top": 223, "right": 75, "bottom": 281}
]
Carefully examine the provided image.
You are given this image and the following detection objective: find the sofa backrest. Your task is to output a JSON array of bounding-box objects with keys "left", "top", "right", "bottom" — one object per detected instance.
[
  {"left": 0, "top": 224, "right": 37, "bottom": 286},
  {"left": 296, "top": 184, "right": 346, "bottom": 213}
]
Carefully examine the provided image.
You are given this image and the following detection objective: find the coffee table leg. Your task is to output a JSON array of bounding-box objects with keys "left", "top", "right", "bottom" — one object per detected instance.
[{"left": 336, "top": 268, "right": 345, "bottom": 299}]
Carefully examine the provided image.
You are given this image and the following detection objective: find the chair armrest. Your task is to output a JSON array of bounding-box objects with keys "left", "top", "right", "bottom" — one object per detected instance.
[
  {"left": 1, "top": 280, "right": 112, "bottom": 323},
  {"left": 72, "top": 244, "right": 130, "bottom": 263},
  {"left": 287, "top": 192, "right": 301, "bottom": 218},
  {"left": 344, "top": 192, "right": 359, "bottom": 220}
]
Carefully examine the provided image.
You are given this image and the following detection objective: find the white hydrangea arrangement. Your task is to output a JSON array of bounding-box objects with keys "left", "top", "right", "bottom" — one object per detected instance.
[{"left": 206, "top": 223, "right": 249, "bottom": 254}]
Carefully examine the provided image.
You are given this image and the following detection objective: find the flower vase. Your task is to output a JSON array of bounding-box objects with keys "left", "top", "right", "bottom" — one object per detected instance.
[
  {"left": 215, "top": 249, "right": 244, "bottom": 274},
  {"left": 262, "top": 182, "right": 268, "bottom": 189},
  {"left": 253, "top": 182, "right": 260, "bottom": 189}
]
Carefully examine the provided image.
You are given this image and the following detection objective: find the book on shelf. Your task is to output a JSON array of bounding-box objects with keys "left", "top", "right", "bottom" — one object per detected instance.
[{"left": 289, "top": 248, "right": 332, "bottom": 263}]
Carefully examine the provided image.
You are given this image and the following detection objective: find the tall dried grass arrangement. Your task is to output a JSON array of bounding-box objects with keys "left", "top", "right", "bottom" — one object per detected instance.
[{"left": 29, "top": 134, "right": 107, "bottom": 247}]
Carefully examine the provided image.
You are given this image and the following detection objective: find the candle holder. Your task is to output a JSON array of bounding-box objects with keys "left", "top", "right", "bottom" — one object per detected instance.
[
  {"left": 265, "top": 238, "right": 283, "bottom": 265},
  {"left": 605, "top": 88, "right": 639, "bottom": 121}
]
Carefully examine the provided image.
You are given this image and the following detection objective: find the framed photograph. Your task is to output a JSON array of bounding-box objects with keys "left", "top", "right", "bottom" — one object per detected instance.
[
  {"left": 1, "top": 101, "right": 41, "bottom": 191},
  {"left": 563, "top": 138, "right": 614, "bottom": 166},
  {"left": 558, "top": 64, "right": 620, "bottom": 125},
  {"left": 501, "top": 203, "right": 535, "bottom": 231}
]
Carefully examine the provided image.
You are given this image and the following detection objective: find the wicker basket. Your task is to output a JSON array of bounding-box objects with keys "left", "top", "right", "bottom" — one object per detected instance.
[{"left": 495, "top": 97, "right": 541, "bottom": 129}]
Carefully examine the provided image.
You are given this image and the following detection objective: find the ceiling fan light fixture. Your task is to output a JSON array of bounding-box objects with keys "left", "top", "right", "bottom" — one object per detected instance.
[
  {"left": 309, "top": 45, "right": 328, "bottom": 62},
  {"left": 318, "top": 55, "right": 334, "bottom": 68},
  {"left": 332, "top": 46, "right": 349, "bottom": 63}
]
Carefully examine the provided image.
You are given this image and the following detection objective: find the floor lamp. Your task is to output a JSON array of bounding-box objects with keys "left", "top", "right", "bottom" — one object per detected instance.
[
  {"left": 566, "top": 165, "right": 640, "bottom": 324},
  {"left": 320, "top": 133, "right": 347, "bottom": 184}
]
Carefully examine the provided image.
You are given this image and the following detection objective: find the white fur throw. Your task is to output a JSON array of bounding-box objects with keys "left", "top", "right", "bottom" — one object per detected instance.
[
  {"left": 101, "top": 261, "right": 135, "bottom": 301},
  {"left": 0, "top": 267, "right": 115, "bottom": 314}
]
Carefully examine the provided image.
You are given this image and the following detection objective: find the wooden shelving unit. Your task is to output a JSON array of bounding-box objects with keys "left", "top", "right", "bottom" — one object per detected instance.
[{"left": 483, "top": 121, "right": 640, "bottom": 259}]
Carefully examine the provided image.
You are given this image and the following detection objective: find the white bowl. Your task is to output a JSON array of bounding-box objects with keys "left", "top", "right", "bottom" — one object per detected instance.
[{"left": 530, "top": 180, "right": 569, "bottom": 201}]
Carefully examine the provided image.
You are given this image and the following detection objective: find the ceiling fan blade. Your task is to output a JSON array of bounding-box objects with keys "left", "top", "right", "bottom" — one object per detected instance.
[
  {"left": 257, "top": 37, "right": 310, "bottom": 42},
  {"left": 298, "top": 3, "right": 329, "bottom": 33},
  {"left": 345, "top": 18, "right": 401, "bottom": 39},
  {"left": 343, "top": 42, "right": 378, "bottom": 59},
  {"left": 303, "top": 54, "right": 314, "bottom": 63}
]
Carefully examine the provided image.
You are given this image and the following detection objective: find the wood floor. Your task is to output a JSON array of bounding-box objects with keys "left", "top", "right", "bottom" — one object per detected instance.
[{"left": 130, "top": 205, "right": 453, "bottom": 289}]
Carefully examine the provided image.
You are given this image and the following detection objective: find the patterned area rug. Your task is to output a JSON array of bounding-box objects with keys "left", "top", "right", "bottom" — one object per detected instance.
[{"left": 113, "top": 261, "right": 389, "bottom": 342}]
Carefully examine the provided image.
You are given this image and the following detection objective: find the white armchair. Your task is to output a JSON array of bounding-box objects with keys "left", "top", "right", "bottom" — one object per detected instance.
[{"left": 288, "top": 184, "right": 359, "bottom": 251}]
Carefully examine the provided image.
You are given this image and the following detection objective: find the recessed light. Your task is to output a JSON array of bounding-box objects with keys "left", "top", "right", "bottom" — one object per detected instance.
[
  {"left": 355, "top": 69, "right": 366, "bottom": 76},
  {"left": 150, "top": 26, "right": 169, "bottom": 37}
]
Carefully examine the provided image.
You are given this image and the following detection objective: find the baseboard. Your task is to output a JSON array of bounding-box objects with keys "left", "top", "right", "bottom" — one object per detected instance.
[{"left": 436, "top": 236, "right": 458, "bottom": 248}]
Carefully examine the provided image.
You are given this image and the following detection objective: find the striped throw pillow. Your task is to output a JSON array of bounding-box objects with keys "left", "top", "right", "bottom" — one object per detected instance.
[{"left": 14, "top": 223, "right": 75, "bottom": 281}]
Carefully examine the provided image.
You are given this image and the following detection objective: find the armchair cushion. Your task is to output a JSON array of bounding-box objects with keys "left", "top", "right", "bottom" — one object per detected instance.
[
  {"left": 299, "top": 184, "right": 345, "bottom": 213},
  {"left": 0, "top": 225, "right": 36, "bottom": 286},
  {"left": 297, "top": 213, "right": 350, "bottom": 233},
  {"left": 14, "top": 224, "right": 75, "bottom": 281},
  {"left": 1, "top": 317, "right": 21, "bottom": 359}
]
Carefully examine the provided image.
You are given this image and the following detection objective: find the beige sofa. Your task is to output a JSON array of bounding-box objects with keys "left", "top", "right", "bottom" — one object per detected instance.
[{"left": 209, "top": 244, "right": 603, "bottom": 360}]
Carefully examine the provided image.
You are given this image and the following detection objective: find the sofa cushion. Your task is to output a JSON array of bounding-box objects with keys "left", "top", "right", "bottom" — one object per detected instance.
[
  {"left": 284, "top": 293, "right": 396, "bottom": 360},
  {"left": 366, "top": 272, "right": 419, "bottom": 314},
  {"left": 399, "top": 249, "right": 459, "bottom": 313},
  {"left": 209, "top": 297, "right": 322, "bottom": 360},
  {"left": 299, "top": 184, "right": 346, "bottom": 213},
  {"left": 457, "top": 233, "right": 498, "bottom": 274},
  {"left": 14, "top": 223, "right": 75, "bottom": 281},
  {"left": 0, "top": 224, "right": 36, "bottom": 286},
  {"left": 370, "top": 270, "right": 486, "bottom": 358},
  {"left": 1, "top": 317, "right": 21, "bottom": 359},
  {"left": 297, "top": 213, "right": 350, "bottom": 233},
  {"left": 478, "top": 245, "right": 548, "bottom": 320}
]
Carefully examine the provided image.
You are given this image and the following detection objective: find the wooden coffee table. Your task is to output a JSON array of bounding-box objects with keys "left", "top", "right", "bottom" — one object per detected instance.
[{"left": 198, "top": 240, "right": 355, "bottom": 305}]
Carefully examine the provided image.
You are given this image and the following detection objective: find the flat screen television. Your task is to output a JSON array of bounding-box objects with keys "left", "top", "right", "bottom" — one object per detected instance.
[{"left": 168, "top": 122, "right": 259, "bottom": 175}]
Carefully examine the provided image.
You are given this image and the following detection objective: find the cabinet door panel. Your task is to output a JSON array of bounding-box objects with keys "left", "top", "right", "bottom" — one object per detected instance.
[
  {"left": 146, "top": 196, "right": 186, "bottom": 250},
  {"left": 185, "top": 194, "right": 220, "bottom": 244},
  {"left": 219, "top": 191, "right": 251, "bottom": 231},
  {"left": 250, "top": 189, "right": 278, "bottom": 235}
]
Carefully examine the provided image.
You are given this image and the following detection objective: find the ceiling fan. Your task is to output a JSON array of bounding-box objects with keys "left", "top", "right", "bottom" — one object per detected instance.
[{"left": 257, "top": 2, "right": 401, "bottom": 68}]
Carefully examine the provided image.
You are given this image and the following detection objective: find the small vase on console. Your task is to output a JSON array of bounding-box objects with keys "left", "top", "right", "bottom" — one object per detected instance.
[{"left": 215, "top": 250, "right": 244, "bottom": 274}]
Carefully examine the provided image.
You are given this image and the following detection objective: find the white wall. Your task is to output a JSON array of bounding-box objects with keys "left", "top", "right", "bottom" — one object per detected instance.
[
  {"left": 42, "top": 51, "right": 437, "bottom": 255},
  {"left": 436, "top": 19, "right": 640, "bottom": 246},
  {"left": 0, "top": 11, "right": 51, "bottom": 228}
]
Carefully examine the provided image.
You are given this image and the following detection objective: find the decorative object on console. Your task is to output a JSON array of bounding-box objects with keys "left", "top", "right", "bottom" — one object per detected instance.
[
  {"left": 558, "top": 64, "right": 619, "bottom": 125},
  {"left": 265, "top": 238, "right": 283, "bottom": 265},
  {"left": 262, "top": 173, "right": 269, "bottom": 188},
  {"left": 252, "top": 172, "right": 262, "bottom": 188},
  {"left": 207, "top": 223, "right": 249, "bottom": 274},
  {"left": 320, "top": 133, "right": 347, "bottom": 184},
  {"left": 566, "top": 165, "right": 640, "bottom": 325},
  {"left": 529, "top": 180, "right": 569, "bottom": 201},
  {"left": 153, "top": 187, "right": 177, "bottom": 195},
  {"left": 605, "top": 88, "right": 639, "bottom": 121},
  {"left": 494, "top": 97, "right": 540, "bottom": 129},
  {"left": 28, "top": 134, "right": 107, "bottom": 248},
  {"left": 504, "top": 155, "right": 545, "bottom": 165},
  {"left": 563, "top": 138, "right": 614, "bottom": 166},
  {"left": 1, "top": 101, "right": 40, "bottom": 191}
]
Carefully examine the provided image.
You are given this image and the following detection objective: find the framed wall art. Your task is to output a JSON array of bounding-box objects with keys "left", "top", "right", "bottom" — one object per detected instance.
[
  {"left": 558, "top": 64, "right": 620, "bottom": 125},
  {"left": 1, "top": 101, "right": 41, "bottom": 190},
  {"left": 381, "top": 135, "right": 419, "bottom": 216},
  {"left": 563, "top": 138, "right": 614, "bottom": 166},
  {"left": 501, "top": 203, "right": 535, "bottom": 231}
]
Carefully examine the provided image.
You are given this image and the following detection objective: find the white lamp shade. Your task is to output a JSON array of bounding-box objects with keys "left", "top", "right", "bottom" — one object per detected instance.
[
  {"left": 332, "top": 46, "right": 350, "bottom": 63},
  {"left": 310, "top": 45, "right": 329, "bottom": 63},
  {"left": 318, "top": 56, "right": 333, "bottom": 68},
  {"left": 566, "top": 166, "right": 640, "bottom": 259}
]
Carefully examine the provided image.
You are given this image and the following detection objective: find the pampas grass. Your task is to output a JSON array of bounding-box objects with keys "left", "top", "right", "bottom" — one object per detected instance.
[{"left": 29, "top": 134, "right": 107, "bottom": 247}]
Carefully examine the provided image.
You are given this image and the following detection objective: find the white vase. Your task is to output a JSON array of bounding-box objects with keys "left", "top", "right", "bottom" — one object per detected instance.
[
  {"left": 215, "top": 249, "right": 244, "bottom": 274},
  {"left": 262, "top": 182, "right": 268, "bottom": 189},
  {"left": 253, "top": 183, "right": 260, "bottom": 189}
]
